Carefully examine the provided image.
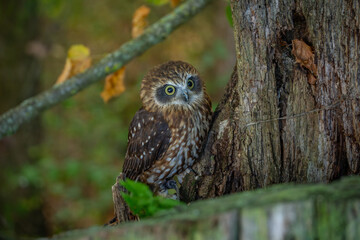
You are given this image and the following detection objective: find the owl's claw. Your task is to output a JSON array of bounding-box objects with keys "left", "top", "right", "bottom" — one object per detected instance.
[
  {"left": 159, "top": 179, "right": 179, "bottom": 200},
  {"left": 164, "top": 179, "right": 177, "bottom": 190}
]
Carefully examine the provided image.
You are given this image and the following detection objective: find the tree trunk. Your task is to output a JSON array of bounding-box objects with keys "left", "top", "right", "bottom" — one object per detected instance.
[{"left": 181, "top": 0, "right": 360, "bottom": 201}]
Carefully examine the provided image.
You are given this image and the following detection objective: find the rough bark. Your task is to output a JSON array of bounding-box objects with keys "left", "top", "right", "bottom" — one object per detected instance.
[
  {"left": 0, "top": 0, "right": 214, "bottom": 140},
  {"left": 181, "top": 0, "right": 360, "bottom": 201},
  {"left": 108, "top": 173, "right": 138, "bottom": 225},
  {"left": 52, "top": 177, "right": 360, "bottom": 240}
]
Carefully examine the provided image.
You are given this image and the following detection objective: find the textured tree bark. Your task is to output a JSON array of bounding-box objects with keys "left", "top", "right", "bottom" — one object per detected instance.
[
  {"left": 181, "top": 0, "right": 360, "bottom": 201},
  {"left": 108, "top": 173, "right": 138, "bottom": 225}
]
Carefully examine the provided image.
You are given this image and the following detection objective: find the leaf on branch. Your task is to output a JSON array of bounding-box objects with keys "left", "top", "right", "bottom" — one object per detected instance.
[
  {"left": 146, "top": 0, "right": 169, "bottom": 6},
  {"left": 132, "top": 5, "right": 151, "bottom": 38},
  {"left": 55, "top": 44, "right": 92, "bottom": 85},
  {"left": 100, "top": 67, "right": 126, "bottom": 103},
  {"left": 170, "top": 0, "right": 182, "bottom": 8},
  {"left": 291, "top": 39, "right": 317, "bottom": 77}
]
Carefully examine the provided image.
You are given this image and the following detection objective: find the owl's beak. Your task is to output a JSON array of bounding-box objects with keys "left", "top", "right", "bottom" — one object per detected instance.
[{"left": 181, "top": 89, "right": 189, "bottom": 102}]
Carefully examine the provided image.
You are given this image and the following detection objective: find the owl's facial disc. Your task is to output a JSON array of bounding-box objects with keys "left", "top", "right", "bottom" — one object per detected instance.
[{"left": 154, "top": 74, "right": 202, "bottom": 107}]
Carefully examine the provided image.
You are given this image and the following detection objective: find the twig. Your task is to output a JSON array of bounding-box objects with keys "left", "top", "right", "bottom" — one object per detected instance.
[
  {"left": 0, "top": 0, "right": 214, "bottom": 140},
  {"left": 244, "top": 94, "right": 357, "bottom": 128}
]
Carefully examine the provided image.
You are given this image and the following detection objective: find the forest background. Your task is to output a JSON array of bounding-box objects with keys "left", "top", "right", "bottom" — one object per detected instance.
[{"left": 0, "top": 0, "right": 234, "bottom": 237}]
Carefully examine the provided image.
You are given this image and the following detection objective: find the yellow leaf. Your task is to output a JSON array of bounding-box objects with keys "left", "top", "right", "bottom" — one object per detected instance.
[
  {"left": 132, "top": 5, "right": 151, "bottom": 38},
  {"left": 55, "top": 44, "right": 92, "bottom": 85},
  {"left": 68, "top": 44, "right": 90, "bottom": 60},
  {"left": 170, "top": 0, "right": 182, "bottom": 8},
  {"left": 101, "top": 67, "right": 126, "bottom": 103}
]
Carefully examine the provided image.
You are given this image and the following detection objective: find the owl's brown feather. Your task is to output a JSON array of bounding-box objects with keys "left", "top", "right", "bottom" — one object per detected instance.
[{"left": 122, "top": 108, "right": 171, "bottom": 180}]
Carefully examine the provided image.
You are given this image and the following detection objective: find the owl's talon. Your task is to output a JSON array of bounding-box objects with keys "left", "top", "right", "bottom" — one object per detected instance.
[
  {"left": 163, "top": 180, "right": 179, "bottom": 199},
  {"left": 164, "top": 179, "right": 177, "bottom": 190}
]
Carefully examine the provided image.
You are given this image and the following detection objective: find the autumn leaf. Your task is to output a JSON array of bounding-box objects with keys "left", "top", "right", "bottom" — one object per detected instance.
[
  {"left": 56, "top": 44, "right": 92, "bottom": 85},
  {"left": 291, "top": 39, "right": 317, "bottom": 77},
  {"left": 100, "top": 5, "right": 150, "bottom": 102},
  {"left": 132, "top": 5, "right": 151, "bottom": 38},
  {"left": 170, "top": 0, "right": 182, "bottom": 8},
  {"left": 100, "top": 67, "right": 126, "bottom": 103},
  {"left": 307, "top": 72, "right": 317, "bottom": 85}
]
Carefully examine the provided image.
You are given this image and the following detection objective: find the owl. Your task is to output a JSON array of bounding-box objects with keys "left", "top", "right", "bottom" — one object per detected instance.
[{"left": 122, "top": 61, "right": 212, "bottom": 196}]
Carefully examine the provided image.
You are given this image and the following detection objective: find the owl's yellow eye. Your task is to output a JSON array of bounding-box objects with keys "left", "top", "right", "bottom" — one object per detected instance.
[
  {"left": 187, "top": 79, "right": 194, "bottom": 89},
  {"left": 165, "top": 85, "right": 175, "bottom": 95}
]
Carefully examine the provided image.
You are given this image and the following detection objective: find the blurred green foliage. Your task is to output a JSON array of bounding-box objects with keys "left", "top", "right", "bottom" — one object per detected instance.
[
  {"left": 146, "top": 0, "right": 170, "bottom": 6},
  {"left": 225, "top": 4, "right": 233, "bottom": 27},
  {"left": 0, "top": 0, "right": 234, "bottom": 238},
  {"left": 121, "top": 179, "right": 183, "bottom": 218}
]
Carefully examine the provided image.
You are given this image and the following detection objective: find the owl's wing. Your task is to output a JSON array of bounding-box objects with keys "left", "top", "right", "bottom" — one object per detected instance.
[{"left": 122, "top": 108, "right": 171, "bottom": 180}]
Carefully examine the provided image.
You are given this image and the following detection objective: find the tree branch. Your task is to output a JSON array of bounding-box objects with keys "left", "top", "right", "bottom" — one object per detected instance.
[{"left": 0, "top": 0, "right": 214, "bottom": 140}]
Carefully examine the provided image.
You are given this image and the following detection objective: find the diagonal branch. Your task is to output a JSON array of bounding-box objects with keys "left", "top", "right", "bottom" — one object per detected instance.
[{"left": 0, "top": 0, "right": 214, "bottom": 140}]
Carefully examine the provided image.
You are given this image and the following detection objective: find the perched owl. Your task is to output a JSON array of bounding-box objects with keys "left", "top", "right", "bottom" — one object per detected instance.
[{"left": 122, "top": 61, "right": 212, "bottom": 196}]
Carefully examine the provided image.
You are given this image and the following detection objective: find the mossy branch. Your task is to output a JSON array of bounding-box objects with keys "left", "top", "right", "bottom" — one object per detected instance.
[
  {"left": 0, "top": 0, "right": 214, "bottom": 140},
  {"left": 54, "top": 177, "right": 360, "bottom": 239}
]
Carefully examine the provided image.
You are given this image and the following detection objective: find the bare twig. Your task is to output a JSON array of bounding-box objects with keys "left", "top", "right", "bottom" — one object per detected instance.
[
  {"left": 244, "top": 93, "right": 357, "bottom": 128},
  {"left": 0, "top": 0, "right": 214, "bottom": 140}
]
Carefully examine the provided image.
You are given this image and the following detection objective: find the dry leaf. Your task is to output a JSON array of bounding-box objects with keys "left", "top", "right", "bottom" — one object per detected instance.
[
  {"left": 292, "top": 39, "right": 317, "bottom": 76},
  {"left": 307, "top": 73, "right": 317, "bottom": 85},
  {"left": 132, "top": 5, "right": 151, "bottom": 38},
  {"left": 170, "top": 0, "right": 182, "bottom": 8},
  {"left": 101, "top": 67, "right": 126, "bottom": 103},
  {"left": 56, "top": 44, "right": 92, "bottom": 85}
]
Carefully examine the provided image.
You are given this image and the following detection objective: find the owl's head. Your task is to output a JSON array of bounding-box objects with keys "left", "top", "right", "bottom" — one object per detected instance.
[{"left": 140, "top": 61, "right": 210, "bottom": 113}]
